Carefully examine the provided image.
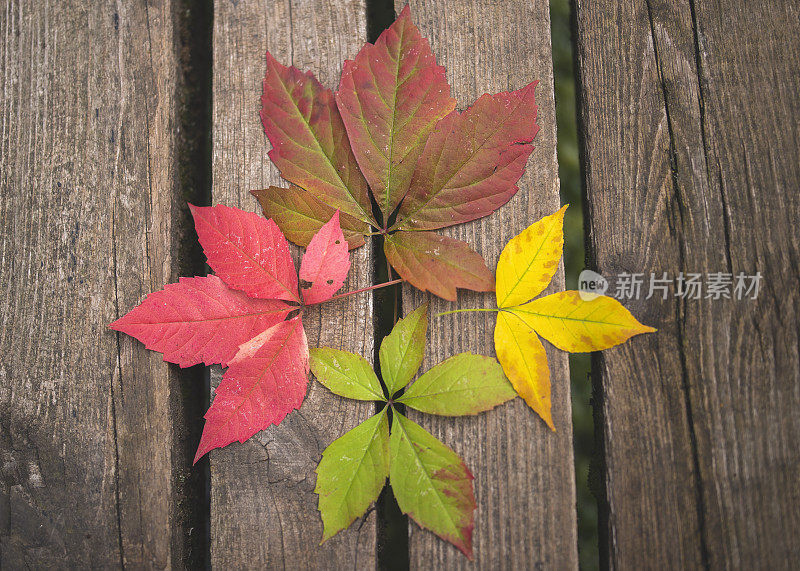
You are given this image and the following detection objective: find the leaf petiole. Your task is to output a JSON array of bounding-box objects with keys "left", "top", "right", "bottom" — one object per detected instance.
[
  {"left": 434, "top": 307, "right": 501, "bottom": 318},
  {"left": 308, "top": 278, "right": 404, "bottom": 306}
]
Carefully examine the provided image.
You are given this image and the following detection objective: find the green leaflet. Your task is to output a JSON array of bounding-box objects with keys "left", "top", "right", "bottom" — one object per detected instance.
[
  {"left": 315, "top": 408, "right": 390, "bottom": 540},
  {"left": 309, "top": 348, "right": 385, "bottom": 401},
  {"left": 397, "top": 353, "right": 516, "bottom": 416},
  {"left": 389, "top": 413, "right": 476, "bottom": 559},
  {"left": 378, "top": 303, "right": 428, "bottom": 396}
]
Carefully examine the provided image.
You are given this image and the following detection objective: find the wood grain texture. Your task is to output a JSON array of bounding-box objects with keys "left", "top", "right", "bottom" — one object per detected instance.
[
  {"left": 395, "top": 1, "right": 578, "bottom": 568},
  {"left": 575, "top": 0, "right": 800, "bottom": 567},
  {"left": 210, "top": 1, "right": 377, "bottom": 567},
  {"left": 0, "top": 0, "right": 199, "bottom": 567}
]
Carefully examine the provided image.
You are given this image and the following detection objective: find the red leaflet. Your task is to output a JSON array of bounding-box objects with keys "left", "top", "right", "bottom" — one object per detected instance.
[
  {"left": 336, "top": 5, "right": 455, "bottom": 221},
  {"left": 190, "top": 204, "right": 300, "bottom": 303},
  {"left": 395, "top": 82, "right": 540, "bottom": 231},
  {"left": 261, "top": 54, "right": 375, "bottom": 225},
  {"left": 383, "top": 231, "right": 494, "bottom": 301},
  {"left": 299, "top": 211, "right": 351, "bottom": 305},
  {"left": 194, "top": 317, "right": 309, "bottom": 464},
  {"left": 110, "top": 276, "right": 292, "bottom": 367}
]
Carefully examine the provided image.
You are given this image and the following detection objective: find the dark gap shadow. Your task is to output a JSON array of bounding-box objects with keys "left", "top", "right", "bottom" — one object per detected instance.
[
  {"left": 562, "top": 0, "right": 602, "bottom": 568},
  {"left": 372, "top": 233, "right": 408, "bottom": 571},
  {"left": 368, "top": 0, "right": 397, "bottom": 43},
  {"left": 366, "top": 2, "right": 410, "bottom": 569},
  {"left": 173, "top": 0, "right": 213, "bottom": 568}
]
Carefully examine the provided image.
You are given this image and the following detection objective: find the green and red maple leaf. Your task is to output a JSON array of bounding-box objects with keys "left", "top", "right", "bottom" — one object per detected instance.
[
  {"left": 111, "top": 205, "right": 351, "bottom": 463},
  {"left": 253, "top": 5, "right": 540, "bottom": 300}
]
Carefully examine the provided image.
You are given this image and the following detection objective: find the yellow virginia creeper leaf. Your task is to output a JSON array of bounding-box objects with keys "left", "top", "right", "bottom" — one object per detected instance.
[
  {"left": 510, "top": 291, "right": 657, "bottom": 353},
  {"left": 495, "top": 205, "right": 567, "bottom": 308},
  {"left": 494, "top": 311, "right": 553, "bottom": 430},
  {"left": 490, "top": 208, "right": 655, "bottom": 429}
]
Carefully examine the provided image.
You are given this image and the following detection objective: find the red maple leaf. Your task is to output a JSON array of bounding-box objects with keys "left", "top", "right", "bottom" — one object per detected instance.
[
  {"left": 110, "top": 204, "right": 351, "bottom": 462},
  {"left": 253, "top": 5, "right": 539, "bottom": 300}
]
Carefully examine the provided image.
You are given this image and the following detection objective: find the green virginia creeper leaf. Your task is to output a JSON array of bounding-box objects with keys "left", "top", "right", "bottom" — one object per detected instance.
[
  {"left": 397, "top": 353, "right": 516, "bottom": 416},
  {"left": 310, "top": 348, "right": 385, "bottom": 401},
  {"left": 379, "top": 303, "right": 428, "bottom": 396},
  {"left": 389, "top": 412, "right": 475, "bottom": 559},
  {"left": 315, "top": 407, "right": 390, "bottom": 541}
]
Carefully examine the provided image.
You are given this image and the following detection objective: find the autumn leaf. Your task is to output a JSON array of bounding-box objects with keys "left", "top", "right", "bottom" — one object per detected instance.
[
  {"left": 336, "top": 5, "right": 455, "bottom": 220},
  {"left": 260, "top": 6, "right": 539, "bottom": 300},
  {"left": 190, "top": 204, "right": 300, "bottom": 302},
  {"left": 194, "top": 316, "right": 309, "bottom": 463},
  {"left": 299, "top": 211, "right": 351, "bottom": 304},
  {"left": 261, "top": 53, "right": 376, "bottom": 226},
  {"left": 396, "top": 352, "right": 516, "bottom": 416},
  {"left": 383, "top": 231, "right": 495, "bottom": 300},
  {"left": 490, "top": 206, "right": 656, "bottom": 428},
  {"left": 315, "top": 407, "right": 390, "bottom": 541},
  {"left": 389, "top": 412, "right": 476, "bottom": 559},
  {"left": 394, "top": 82, "right": 540, "bottom": 232},
  {"left": 378, "top": 303, "right": 428, "bottom": 396},
  {"left": 112, "top": 204, "right": 355, "bottom": 462},
  {"left": 495, "top": 204, "right": 565, "bottom": 308},
  {"left": 310, "top": 306, "right": 514, "bottom": 557},
  {"left": 251, "top": 186, "right": 367, "bottom": 250},
  {"left": 309, "top": 348, "right": 385, "bottom": 401},
  {"left": 109, "top": 275, "right": 292, "bottom": 368},
  {"left": 494, "top": 310, "right": 553, "bottom": 428}
]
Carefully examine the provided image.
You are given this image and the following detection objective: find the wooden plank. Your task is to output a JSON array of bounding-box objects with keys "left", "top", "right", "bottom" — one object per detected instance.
[
  {"left": 396, "top": 1, "right": 578, "bottom": 568},
  {"left": 575, "top": 0, "right": 800, "bottom": 567},
  {"left": 0, "top": 0, "right": 198, "bottom": 567},
  {"left": 209, "top": 1, "right": 377, "bottom": 567}
]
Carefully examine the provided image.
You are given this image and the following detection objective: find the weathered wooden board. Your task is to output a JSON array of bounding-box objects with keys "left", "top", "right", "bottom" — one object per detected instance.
[
  {"left": 210, "top": 1, "right": 377, "bottom": 567},
  {"left": 0, "top": 0, "right": 199, "bottom": 567},
  {"left": 575, "top": 0, "right": 800, "bottom": 567},
  {"left": 396, "top": 1, "right": 578, "bottom": 568}
]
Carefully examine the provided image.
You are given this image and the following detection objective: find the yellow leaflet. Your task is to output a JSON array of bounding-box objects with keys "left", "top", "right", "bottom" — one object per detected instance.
[
  {"left": 495, "top": 205, "right": 567, "bottom": 308},
  {"left": 494, "top": 311, "right": 553, "bottom": 430},
  {"left": 509, "top": 291, "right": 656, "bottom": 353}
]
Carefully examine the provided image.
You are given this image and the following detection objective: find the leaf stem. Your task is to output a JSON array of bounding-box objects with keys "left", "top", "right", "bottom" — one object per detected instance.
[
  {"left": 435, "top": 307, "right": 500, "bottom": 317},
  {"left": 308, "top": 278, "right": 403, "bottom": 306}
]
